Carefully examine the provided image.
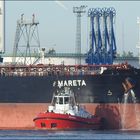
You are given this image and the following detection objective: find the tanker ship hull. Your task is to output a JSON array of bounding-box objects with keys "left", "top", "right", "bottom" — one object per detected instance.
[
  {"left": 0, "top": 72, "right": 140, "bottom": 104},
  {"left": 0, "top": 67, "right": 140, "bottom": 130}
]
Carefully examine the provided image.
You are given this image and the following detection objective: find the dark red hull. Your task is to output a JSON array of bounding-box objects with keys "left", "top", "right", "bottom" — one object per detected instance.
[
  {"left": 0, "top": 103, "right": 140, "bottom": 130},
  {"left": 33, "top": 112, "right": 102, "bottom": 130}
]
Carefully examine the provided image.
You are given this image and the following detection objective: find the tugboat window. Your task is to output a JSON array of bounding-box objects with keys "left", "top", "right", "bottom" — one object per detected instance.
[
  {"left": 64, "top": 97, "right": 69, "bottom": 104},
  {"left": 59, "top": 97, "right": 63, "bottom": 104},
  {"left": 41, "top": 122, "right": 46, "bottom": 127},
  {"left": 51, "top": 123, "right": 57, "bottom": 128}
]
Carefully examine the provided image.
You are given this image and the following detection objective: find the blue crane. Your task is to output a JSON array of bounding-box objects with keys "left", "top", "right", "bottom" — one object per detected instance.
[{"left": 86, "top": 7, "right": 117, "bottom": 65}]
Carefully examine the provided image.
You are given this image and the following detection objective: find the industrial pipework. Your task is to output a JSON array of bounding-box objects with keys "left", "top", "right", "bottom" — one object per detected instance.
[{"left": 86, "top": 7, "right": 117, "bottom": 65}]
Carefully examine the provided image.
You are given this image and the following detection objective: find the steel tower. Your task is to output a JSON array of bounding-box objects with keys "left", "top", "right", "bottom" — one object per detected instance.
[
  {"left": 73, "top": 5, "right": 87, "bottom": 65},
  {"left": 12, "top": 14, "right": 40, "bottom": 65}
]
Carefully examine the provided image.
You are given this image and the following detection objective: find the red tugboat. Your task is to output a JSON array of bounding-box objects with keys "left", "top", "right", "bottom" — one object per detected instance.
[{"left": 33, "top": 87, "right": 103, "bottom": 130}]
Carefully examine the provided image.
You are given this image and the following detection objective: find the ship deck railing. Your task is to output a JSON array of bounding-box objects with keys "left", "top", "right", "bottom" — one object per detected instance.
[{"left": 0, "top": 63, "right": 131, "bottom": 77}]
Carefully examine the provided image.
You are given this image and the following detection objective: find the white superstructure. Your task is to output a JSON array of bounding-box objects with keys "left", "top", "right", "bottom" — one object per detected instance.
[
  {"left": 0, "top": 1, "right": 4, "bottom": 53},
  {"left": 48, "top": 87, "right": 93, "bottom": 118}
]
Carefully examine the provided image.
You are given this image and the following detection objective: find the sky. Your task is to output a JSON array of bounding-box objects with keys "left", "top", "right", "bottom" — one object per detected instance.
[{"left": 4, "top": 1, "right": 140, "bottom": 56}]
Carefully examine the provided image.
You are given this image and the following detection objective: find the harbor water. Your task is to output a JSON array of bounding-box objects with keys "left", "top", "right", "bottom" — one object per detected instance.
[{"left": 0, "top": 130, "right": 140, "bottom": 140}]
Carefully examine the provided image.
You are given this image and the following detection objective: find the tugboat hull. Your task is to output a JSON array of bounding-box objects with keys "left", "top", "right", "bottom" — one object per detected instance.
[{"left": 33, "top": 112, "right": 102, "bottom": 130}]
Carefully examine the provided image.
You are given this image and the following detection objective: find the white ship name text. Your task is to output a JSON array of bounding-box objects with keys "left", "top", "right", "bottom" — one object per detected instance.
[{"left": 53, "top": 80, "right": 86, "bottom": 87}]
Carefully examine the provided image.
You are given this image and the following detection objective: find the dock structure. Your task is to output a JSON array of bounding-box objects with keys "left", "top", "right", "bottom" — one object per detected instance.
[
  {"left": 86, "top": 7, "right": 117, "bottom": 65},
  {"left": 136, "top": 17, "right": 140, "bottom": 66},
  {"left": 0, "top": 1, "right": 4, "bottom": 62}
]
